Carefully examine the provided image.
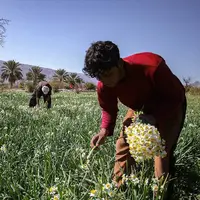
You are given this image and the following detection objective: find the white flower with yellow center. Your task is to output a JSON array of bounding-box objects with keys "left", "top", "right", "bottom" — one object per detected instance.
[
  {"left": 89, "top": 189, "right": 97, "bottom": 197},
  {"left": 102, "top": 183, "right": 112, "bottom": 191},
  {"left": 49, "top": 186, "right": 58, "bottom": 195},
  {"left": 152, "top": 184, "right": 159, "bottom": 192},
  {"left": 108, "top": 191, "right": 114, "bottom": 197},
  {"left": 52, "top": 194, "right": 60, "bottom": 200}
]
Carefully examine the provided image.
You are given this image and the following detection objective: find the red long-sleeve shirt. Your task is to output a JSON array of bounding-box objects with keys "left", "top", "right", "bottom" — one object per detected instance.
[{"left": 97, "top": 52, "right": 185, "bottom": 136}]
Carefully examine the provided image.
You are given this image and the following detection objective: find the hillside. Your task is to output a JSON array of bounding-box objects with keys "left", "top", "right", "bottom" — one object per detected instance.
[{"left": 0, "top": 60, "right": 97, "bottom": 84}]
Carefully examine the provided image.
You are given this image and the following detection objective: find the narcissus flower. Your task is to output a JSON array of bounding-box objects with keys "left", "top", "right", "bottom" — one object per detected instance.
[
  {"left": 124, "top": 112, "right": 167, "bottom": 162},
  {"left": 89, "top": 189, "right": 97, "bottom": 197}
]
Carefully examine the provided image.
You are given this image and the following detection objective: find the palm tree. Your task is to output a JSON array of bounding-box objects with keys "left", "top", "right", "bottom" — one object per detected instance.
[
  {"left": 0, "top": 77, "right": 4, "bottom": 85},
  {"left": 76, "top": 76, "right": 84, "bottom": 85},
  {"left": 26, "top": 66, "right": 46, "bottom": 86},
  {"left": 66, "top": 73, "right": 83, "bottom": 88},
  {"left": 66, "top": 73, "right": 84, "bottom": 93},
  {"left": 1, "top": 60, "right": 23, "bottom": 88},
  {"left": 75, "top": 76, "right": 84, "bottom": 89},
  {"left": 53, "top": 69, "right": 68, "bottom": 88}
]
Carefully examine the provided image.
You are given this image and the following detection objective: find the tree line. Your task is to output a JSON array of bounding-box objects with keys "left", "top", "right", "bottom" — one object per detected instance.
[{"left": 0, "top": 60, "right": 96, "bottom": 92}]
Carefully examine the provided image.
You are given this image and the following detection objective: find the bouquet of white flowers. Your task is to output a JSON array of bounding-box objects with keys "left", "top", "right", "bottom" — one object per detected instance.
[{"left": 124, "top": 112, "right": 167, "bottom": 162}]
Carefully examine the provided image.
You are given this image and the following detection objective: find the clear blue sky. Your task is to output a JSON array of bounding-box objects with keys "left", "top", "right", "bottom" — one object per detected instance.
[{"left": 0, "top": 0, "right": 200, "bottom": 81}]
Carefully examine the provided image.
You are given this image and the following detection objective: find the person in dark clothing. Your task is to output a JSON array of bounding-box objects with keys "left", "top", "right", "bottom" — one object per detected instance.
[
  {"left": 83, "top": 40, "right": 187, "bottom": 199},
  {"left": 29, "top": 81, "right": 52, "bottom": 109}
]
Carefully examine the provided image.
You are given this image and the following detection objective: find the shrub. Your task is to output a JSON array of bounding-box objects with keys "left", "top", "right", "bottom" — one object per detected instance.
[
  {"left": 66, "top": 83, "right": 71, "bottom": 90},
  {"left": 49, "top": 81, "right": 60, "bottom": 93},
  {"left": 188, "top": 86, "right": 200, "bottom": 95},
  {"left": 84, "top": 82, "right": 96, "bottom": 90},
  {"left": 19, "top": 81, "right": 25, "bottom": 89},
  {"left": 0, "top": 82, "right": 9, "bottom": 91},
  {"left": 25, "top": 82, "right": 35, "bottom": 93}
]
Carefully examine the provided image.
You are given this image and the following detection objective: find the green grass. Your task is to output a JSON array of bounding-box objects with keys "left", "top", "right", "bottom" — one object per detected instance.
[{"left": 0, "top": 92, "right": 199, "bottom": 200}]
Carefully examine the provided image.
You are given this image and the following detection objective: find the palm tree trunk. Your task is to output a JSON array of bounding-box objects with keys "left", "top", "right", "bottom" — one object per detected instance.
[
  {"left": 33, "top": 80, "right": 37, "bottom": 87},
  {"left": 10, "top": 82, "right": 13, "bottom": 89}
]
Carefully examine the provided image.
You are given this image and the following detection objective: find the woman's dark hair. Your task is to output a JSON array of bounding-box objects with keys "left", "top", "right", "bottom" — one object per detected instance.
[{"left": 83, "top": 41, "right": 120, "bottom": 78}]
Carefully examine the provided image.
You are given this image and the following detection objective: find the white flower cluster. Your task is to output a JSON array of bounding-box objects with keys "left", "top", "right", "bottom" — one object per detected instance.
[
  {"left": 124, "top": 113, "right": 167, "bottom": 162},
  {"left": 48, "top": 186, "right": 60, "bottom": 200},
  {"left": 0, "top": 144, "right": 6, "bottom": 153},
  {"left": 122, "top": 174, "right": 140, "bottom": 185},
  {"left": 89, "top": 182, "right": 117, "bottom": 199},
  {"left": 122, "top": 173, "right": 165, "bottom": 193}
]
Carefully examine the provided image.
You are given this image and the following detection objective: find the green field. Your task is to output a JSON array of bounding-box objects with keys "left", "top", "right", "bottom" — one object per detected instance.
[{"left": 0, "top": 92, "right": 200, "bottom": 200}]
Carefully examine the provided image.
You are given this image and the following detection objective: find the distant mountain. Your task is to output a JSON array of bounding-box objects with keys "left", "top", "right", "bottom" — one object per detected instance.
[
  {"left": 0, "top": 60, "right": 97, "bottom": 84},
  {"left": 192, "top": 81, "right": 200, "bottom": 88}
]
